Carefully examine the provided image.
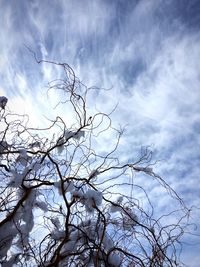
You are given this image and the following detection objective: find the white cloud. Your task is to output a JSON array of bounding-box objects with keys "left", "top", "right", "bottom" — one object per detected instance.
[{"left": 0, "top": 0, "right": 200, "bottom": 265}]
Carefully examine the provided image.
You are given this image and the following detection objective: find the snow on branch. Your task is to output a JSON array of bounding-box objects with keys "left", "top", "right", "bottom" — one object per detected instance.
[
  {"left": 0, "top": 60, "right": 191, "bottom": 267},
  {"left": 0, "top": 96, "right": 8, "bottom": 109}
]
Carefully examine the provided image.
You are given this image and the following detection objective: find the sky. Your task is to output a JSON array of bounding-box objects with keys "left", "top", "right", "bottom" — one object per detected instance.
[{"left": 0, "top": 0, "right": 200, "bottom": 265}]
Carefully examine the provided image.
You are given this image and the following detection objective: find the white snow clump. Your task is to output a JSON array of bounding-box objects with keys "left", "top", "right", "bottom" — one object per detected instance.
[
  {"left": 110, "top": 203, "right": 122, "bottom": 213},
  {"left": 0, "top": 222, "right": 18, "bottom": 259},
  {"left": 8, "top": 170, "right": 24, "bottom": 187},
  {"left": 51, "top": 230, "right": 65, "bottom": 241},
  {"left": 64, "top": 130, "right": 85, "bottom": 140},
  {"left": 84, "top": 189, "right": 103, "bottom": 212},
  {"left": 108, "top": 253, "right": 121, "bottom": 267},
  {"left": 56, "top": 130, "right": 85, "bottom": 153},
  {"left": 54, "top": 180, "right": 74, "bottom": 194},
  {"left": 17, "top": 149, "right": 31, "bottom": 166},
  {"left": 122, "top": 208, "right": 138, "bottom": 230}
]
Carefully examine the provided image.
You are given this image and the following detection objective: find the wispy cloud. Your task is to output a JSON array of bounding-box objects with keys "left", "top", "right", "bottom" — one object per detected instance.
[{"left": 0, "top": 0, "right": 200, "bottom": 265}]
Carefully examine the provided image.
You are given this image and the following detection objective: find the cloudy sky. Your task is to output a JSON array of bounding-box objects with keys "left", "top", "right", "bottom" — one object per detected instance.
[{"left": 0, "top": 0, "right": 200, "bottom": 265}]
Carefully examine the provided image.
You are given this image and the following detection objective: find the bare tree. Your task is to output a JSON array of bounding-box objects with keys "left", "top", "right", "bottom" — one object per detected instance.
[{"left": 0, "top": 60, "right": 191, "bottom": 267}]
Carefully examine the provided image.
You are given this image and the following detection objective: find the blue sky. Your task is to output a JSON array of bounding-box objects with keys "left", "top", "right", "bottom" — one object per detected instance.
[{"left": 0, "top": 0, "right": 200, "bottom": 265}]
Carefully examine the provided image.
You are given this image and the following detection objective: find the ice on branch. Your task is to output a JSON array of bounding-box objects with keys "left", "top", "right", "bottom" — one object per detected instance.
[{"left": 0, "top": 96, "right": 8, "bottom": 109}]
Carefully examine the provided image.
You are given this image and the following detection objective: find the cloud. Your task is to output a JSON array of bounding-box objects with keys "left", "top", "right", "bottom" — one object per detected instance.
[{"left": 0, "top": 0, "right": 200, "bottom": 265}]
